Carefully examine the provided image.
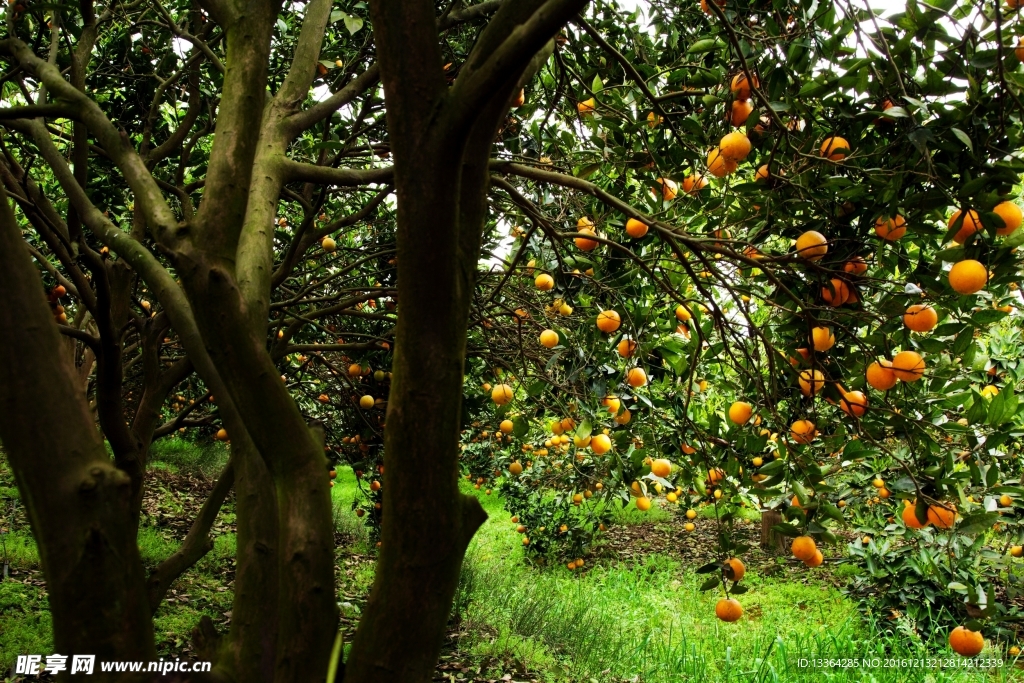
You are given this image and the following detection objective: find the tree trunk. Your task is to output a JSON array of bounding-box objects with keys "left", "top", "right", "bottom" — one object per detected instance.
[
  {"left": 760, "top": 509, "right": 787, "bottom": 554},
  {"left": 0, "top": 185, "right": 156, "bottom": 678}
]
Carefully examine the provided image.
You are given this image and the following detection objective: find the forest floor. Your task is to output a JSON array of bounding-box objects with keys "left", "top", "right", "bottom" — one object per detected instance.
[{"left": 1, "top": 440, "right": 1022, "bottom": 682}]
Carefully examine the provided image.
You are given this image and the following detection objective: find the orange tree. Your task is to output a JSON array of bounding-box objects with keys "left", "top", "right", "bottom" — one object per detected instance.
[{"left": 1, "top": 0, "right": 1024, "bottom": 680}]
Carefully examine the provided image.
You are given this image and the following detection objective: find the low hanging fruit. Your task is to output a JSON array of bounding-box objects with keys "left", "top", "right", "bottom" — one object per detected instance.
[{"left": 948, "top": 259, "right": 987, "bottom": 295}]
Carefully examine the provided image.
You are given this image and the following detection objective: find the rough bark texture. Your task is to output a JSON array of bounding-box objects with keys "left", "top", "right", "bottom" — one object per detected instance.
[
  {"left": 0, "top": 185, "right": 156, "bottom": 677},
  {"left": 760, "top": 509, "right": 787, "bottom": 554}
]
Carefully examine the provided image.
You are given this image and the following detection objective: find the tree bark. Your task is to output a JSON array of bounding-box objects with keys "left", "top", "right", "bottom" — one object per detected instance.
[
  {"left": 0, "top": 184, "right": 155, "bottom": 677},
  {"left": 760, "top": 509, "right": 787, "bottom": 554}
]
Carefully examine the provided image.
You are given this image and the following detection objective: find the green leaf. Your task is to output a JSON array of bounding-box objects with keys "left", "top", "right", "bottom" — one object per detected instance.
[
  {"left": 592, "top": 74, "right": 603, "bottom": 92},
  {"left": 576, "top": 420, "right": 593, "bottom": 440},
  {"left": 343, "top": 15, "right": 364, "bottom": 34},
  {"left": 698, "top": 576, "right": 721, "bottom": 591},
  {"left": 950, "top": 127, "right": 973, "bottom": 152},
  {"left": 771, "top": 523, "right": 800, "bottom": 538},
  {"left": 958, "top": 512, "right": 1000, "bottom": 535}
]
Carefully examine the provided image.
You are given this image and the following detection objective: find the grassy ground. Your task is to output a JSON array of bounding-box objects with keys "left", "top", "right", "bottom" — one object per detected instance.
[{"left": 2, "top": 441, "right": 1023, "bottom": 682}]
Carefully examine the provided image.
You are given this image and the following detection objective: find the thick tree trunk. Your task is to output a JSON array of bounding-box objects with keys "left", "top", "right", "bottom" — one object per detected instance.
[
  {"left": 760, "top": 509, "right": 787, "bottom": 554},
  {"left": 0, "top": 186, "right": 155, "bottom": 677}
]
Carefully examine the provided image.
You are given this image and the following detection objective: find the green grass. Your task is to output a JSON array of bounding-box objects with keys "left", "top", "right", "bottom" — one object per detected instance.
[{"left": 148, "top": 437, "right": 230, "bottom": 477}]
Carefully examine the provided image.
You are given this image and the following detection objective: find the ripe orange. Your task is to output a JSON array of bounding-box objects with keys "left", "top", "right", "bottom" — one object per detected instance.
[
  {"left": 215, "top": 428, "right": 228, "bottom": 441},
  {"left": 603, "top": 396, "right": 621, "bottom": 414},
  {"left": 509, "top": 461, "right": 523, "bottom": 475},
  {"left": 636, "top": 496, "right": 652, "bottom": 511},
  {"left": 577, "top": 97, "right": 596, "bottom": 115},
  {"left": 791, "top": 535, "right": 817, "bottom": 561},
  {"left": 927, "top": 502, "right": 957, "bottom": 529},
  {"left": 681, "top": 443, "right": 697, "bottom": 454},
  {"left": 730, "top": 99, "right": 754, "bottom": 126},
  {"left": 596, "top": 309, "right": 621, "bottom": 333},
  {"left": 574, "top": 227, "right": 598, "bottom": 251},
  {"left": 904, "top": 304, "right": 938, "bottom": 332},
  {"left": 535, "top": 273, "right": 555, "bottom": 290},
  {"left": 730, "top": 73, "right": 758, "bottom": 101},
  {"left": 902, "top": 500, "right": 928, "bottom": 529},
  {"left": 724, "top": 557, "right": 745, "bottom": 581},
  {"left": 891, "top": 350, "right": 925, "bottom": 382},
  {"left": 719, "top": 131, "right": 752, "bottom": 162},
  {"left": 844, "top": 256, "right": 868, "bottom": 275},
  {"left": 811, "top": 327, "right": 834, "bottom": 352},
  {"left": 512, "top": 88, "right": 525, "bottom": 107},
  {"left": 499, "top": 419, "right": 514, "bottom": 434},
  {"left": 591, "top": 433, "right": 612, "bottom": 454},
  {"left": 651, "top": 458, "right": 672, "bottom": 477},
  {"left": 539, "top": 329, "right": 559, "bottom": 348},
  {"left": 359, "top": 395, "right": 374, "bottom": 409},
  {"left": 655, "top": 177, "right": 678, "bottom": 201},
  {"left": 491, "top": 384, "right": 514, "bottom": 405},
  {"left": 820, "top": 136, "right": 850, "bottom": 160},
  {"left": 949, "top": 259, "right": 987, "bottom": 294},
  {"left": 626, "top": 367, "right": 648, "bottom": 387},
  {"left": 948, "top": 209, "right": 982, "bottom": 244},
  {"left": 803, "top": 549, "right": 824, "bottom": 568},
  {"left": 675, "top": 304, "right": 692, "bottom": 321},
  {"left": 682, "top": 174, "right": 708, "bottom": 195},
  {"left": 866, "top": 360, "right": 897, "bottom": 391},
  {"left": 874, "top": 214, "right": 906, "bottom": 241},
  {"left": 994, "top": 202, "right": 1022, "bottom": 236},
  {"left": 321, "top": 236, "right": 337, "bottom": 252},
  {"left": 790, "top": 419, "right": 817, "bottom": 444},
  {"left": 840, "top": 390, "right": 868, "bottom": 417},
  {"left": 617, "top": 338, "right": 637, "bottom": 358},
  {"left": 948, "top": 626, "right": 984, "bottom": 657},
  {"left": 798, "top": 369, "right": 825, "bottom": 396},
  {"left": 707, "top": 147, "right": 738, "bottom": 177},
  {"left": 795, "top": 230, "right": 828, "bottom": 261},
  {"left": 821, "top": 277, "right": 850, "bottom": 306},
  {"left": 715, "top": 598, "right": 743, "bottom": 622},
  {"left": 728, "top": 401, "right": 753, "bottom": 425},
  {"left": 625, "top": 218, "right": 649, "bottom": 238}
]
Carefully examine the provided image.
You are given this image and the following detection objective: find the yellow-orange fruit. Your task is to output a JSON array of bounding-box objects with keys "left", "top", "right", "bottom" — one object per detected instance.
[
  {"left": 707, "top": 147, "right": 738, "bottom": 177},
  {"left": 795, "top": 230, "right": 828, "bottom": 261},
  {"left": 820, "top": 136, "right": 850, "bottom": 161},
  {"left": 844, "top": 256, "right": 868, "bottom": 275},
  {"left": 596, "top": 309, "right": 621, "bottom": 333},
  {"left": 811, "top": 326, "right": 834, "bottom": 352},
  {"left": 902, "top": 500, "right": 928, "bottom": 529},
  {"left": 798, "top": 369, "right": 825, "bottom": 396},
  {"left": 840, "top": 391, "right": 868, "bottom": 417},
  {"left": 635, "top": 496, "right": 652, "bottom": 511},
  {"left": 866, "top": 360, "right": 897, "bottom": 391},
  {"left": 655, "top": 177, "right": 678, "bottom": 201},
  {"left": 577, "top": 97, "right": 596, "bottom": 115},
  {"left": 535, "top": 273, "right": 555, "bottom": 290},
  {"left": 948, "top": 259, "right": 987, "bottom": 295},
  {"left": 626, "top": 367, "right": 648, "bottom": 387},
  {"left": 675, "top": 304, "right": 692, "bottom": 322},
  {"left": 491, "top": 384, "right": 514, "bottom": 405},
  {"left": 948, "top": 209, "right": 982, "bottom": 244},
  {"left": 574, "top": 226, "right": 598, "bottom": 251},
  {"left": 927, "top": 502, "right": 958, "bottom": 529},
  {"left": 891, "top": 350, "right": 925, "bottom": 382},
  {"left": 803, "top": 549, "right": 824, "bottom": 568},
  {"left": 875, "top": 214, "right": 907, "bottom": 241},
  {"left": 730, "top": 99, "right": 754, "bottom": 126},
  {"left": 821, "top": 278, "right": 850, "bottom": 306},
  {"left": 949, "top": 626, "right": 984, "bottom": 657},
  {"left": 715, "top": 598, "right": 743, "bottom": 622},
  {"left": 728, "top": 401, "right": 753, "bottom": 425},
  {"left": 724, "top": 557, "right": 745, "bottom": 582},
  {"left": 359, "top": 395, "right": 374, "bottom": 409},
  {"left": 719, "top": 131, "right": 752, "bottom": 162},
  {"left": 682, "top": 174, "right": 708, "bottom": 195},
  {"left": 730, "top": 73, "right": 758, "bottom": 101},
  {"left": 617, "top": 338, "right": 637, "bottom": 358},
  {"left": 651, "top": 458, "right": 672, "bottom": 477},
  {"left": 591, "top": 433, "right": 612, "bottom": 454},
  {"left": 994, "top": 202, "right": 1022, "bottom": 236},
  {"left": 790, "top": 419, "right": 817, "bottom": 444},
  {"left": 904, "top": 304, "right": 938, "bottom": 332},
  {"left": 539, "top": 329, "right": 559, "bottom": 348},
  {"left": 625, "top": 218, "right": 649, "bottom": 238},
  {"left": 791, "top": 535, "right": 817, "bottom": 561}
]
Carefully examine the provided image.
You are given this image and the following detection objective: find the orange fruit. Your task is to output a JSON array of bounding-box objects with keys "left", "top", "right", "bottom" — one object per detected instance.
[
  {"left": 509, "top": 461, "right": 523, "bottom": 475},
  {"left": 724, "top": 557, "right": 745, "bottom": 582},
  {"left": 539, "top": 329, "right": 559, "bottom": 348},
  {"left": 728, "top": 401, "right": 753, "bottom": 425},
  {"left": 596, "top": 309, "right": 621, "bottom": 333},
  {"left": 707, "top": 147, "right": 738, "bottom": 177},
  {"left": 790, "top": 419, "right": 817, "bottom": 444},
  {"left": 719, "top": 131, "right": 752, "bottom": 161},
  {"left": 535, "top": 273, "right": 554, "bottom": 290},
  {"left": 358, "top": 395, "right": 374, "bottom": 409},
  {"left": 636, "top": 496, "right": 652, "bottom": 511},
  {"left": 715, "top": 598, "right": 743, "bottom": 622},
  {"left": 875, "top": 214, "right": 906, "bottom": 241},
  {"left": 655, "top": 177, "right": 678, "bottom": 201},
  {"left": 840, "top": 391, "right": 868, "bottom": 417},
  {"left": 730, "top": 73, "right": 758, "bottom": 101},
  {"left": 675, "top": 304, "right": 692, "bottom": 321},
  {"left": 577, "top": 97, "right": 596, "bottom": 115},
  {"left": 791, "top": 535, "right": 817, "bottom": 561},
  {"left": 891, "top": 350, "right": 925, "bottom": 382},
  {"left": 681, "top": 443, "right": 697, "bottom": 454},
  {"left": 682, "top": 174, "right": 708, "bottom": 195},
  {"left": 590, "top": 433, "right": 612, "bottom": 454},
  {"left": 625, "top": 218, "right": 649, "bottom": 238},
  {"left": 795, "top": 230, "right": 828, "bottom": 261},
  {"left": 491, "top": 384, "right": 514, "bottom": 405},
  {"left": 617, "top": 338, "right": 637, "bottom": 358},
  {"left": 844, "top": 256, "right": 868, "bottom": 275},
  {"left": 1017, "top": 37, "right": 1024, "bottom": 60},
  {"left": 626, "top": 367, "right": 648, "bottom": 387},
  {"left": 574, "top": 227, "right": 598, "bottom": 251},
  {"left": 949, "top": 626, "right": 984, "bottom": 657},
  {"left": 927, "top": 502, "right": 957, "bottom": 529},
  {"left": 902, "top": 500, "right": 928, "bottom": 529},
  {"left": 708, "top": 467, "right": 726, "bottom": 484},
  {"left": 904, "top": 304, "right": 937, "bottom": 332},
  {"left": 811, "top": 327, "right": 834, "bottom": 352},
  {"left": 798, "top": 369, "right": 825, "bottom": 396},
  {"left": 321, "top": 236, "right": 337, "bottom": 252},
  {"left": 803, "top": 549, "right": 824, "bottom": 568},
  {"left": 820, "top": 136, "right": 850, "bottom": 160},
  {"left": 948, "top": 209, "right": 982, "bottom": 244},
  {"left": 866, "top": 360, "right": 897, "bottom": 391},
  {"left": 603, "top": 396, "right": 621, "bottom": 414},
  {"left": 994, "top": 202, "right": 1022, "bottom": 236},
  {"left": 512, "top": 88, "right": 525, "bottom": 107},
  {"left": 948, "top": 259, "right": 987, "bottom": 295},
  {"left": 821, "top": 278, "right": 850, "bottom": 306},
  {"left": 651, "top": 458, "right": 672, "bottom": 477},
  {"left": 215, "top": 428, "right": 228, "bottom": 441},
  {"left": 729, "top": 99, "right": 754, "bottom": 126}
]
